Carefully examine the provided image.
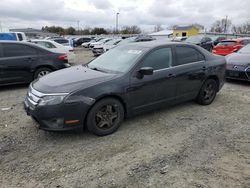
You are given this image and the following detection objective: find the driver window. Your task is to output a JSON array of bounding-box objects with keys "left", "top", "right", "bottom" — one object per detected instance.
[{"left": 141, "top": 48, "right": 172, "bottom": 71}]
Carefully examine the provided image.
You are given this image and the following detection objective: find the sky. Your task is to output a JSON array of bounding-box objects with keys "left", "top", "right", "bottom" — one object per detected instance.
[{"left": 0, "top": 0, "right": 249, "bottom": 32}]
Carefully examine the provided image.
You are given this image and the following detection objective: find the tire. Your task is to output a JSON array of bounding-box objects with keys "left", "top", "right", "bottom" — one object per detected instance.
[
  {"left": 196, "top": 79, "right": 218, "bottom": 105},
  {"left": 34, "top": 67, "right": 52, "bottom": 79},
  {"left": 86, "top": 98, "right": 124, "bottom": 136}
]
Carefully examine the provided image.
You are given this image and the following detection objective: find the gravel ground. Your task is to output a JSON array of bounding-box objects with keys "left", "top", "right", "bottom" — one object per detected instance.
[{"left": 0, "top": 49, "right": 249, "bottom": 188}]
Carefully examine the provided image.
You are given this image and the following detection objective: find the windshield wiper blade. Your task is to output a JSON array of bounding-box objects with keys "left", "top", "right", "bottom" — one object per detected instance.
[{"left": 89, "top": 67, "right": 106, "bottom": 73}]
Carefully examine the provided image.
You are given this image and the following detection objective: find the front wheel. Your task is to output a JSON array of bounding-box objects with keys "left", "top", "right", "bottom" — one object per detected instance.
[
  {"left": 196, "top": 79, "right": 218, "bottom": 105},
  {"left": 86, "top": 98, "right": 124, "bottom": 136}
]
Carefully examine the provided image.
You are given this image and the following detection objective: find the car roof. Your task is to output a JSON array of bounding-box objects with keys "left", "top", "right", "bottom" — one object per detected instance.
[
  {"left": 0, "top": 40, "right": 40, "bottom": 46},
  {"left": 1, "top": 39, "right": 56, "bottom": 49}
]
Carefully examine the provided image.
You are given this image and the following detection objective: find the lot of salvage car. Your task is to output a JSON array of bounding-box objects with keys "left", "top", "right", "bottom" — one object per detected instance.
[{"left": 0, "top": 49, "right": 249, "bottom": 187}]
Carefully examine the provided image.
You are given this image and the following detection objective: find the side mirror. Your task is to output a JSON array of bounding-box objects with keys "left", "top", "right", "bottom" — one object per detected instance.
[
  {"left": 136, "top": 67, "right": 153, "bottom": 79},
  {"left": 139, "top": 67, "right": 153, "bottom": 75}
]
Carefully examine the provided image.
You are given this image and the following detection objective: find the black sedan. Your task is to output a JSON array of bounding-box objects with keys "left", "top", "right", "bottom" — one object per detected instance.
[
  {"left": 186, "top": 35, "right": 213, "bottom": 51},
  {"left": 0, "top": 41, "right": 70, "bottom": 86},
  {"left": 226, "top": 44, "right": 250, "bottom": 81},
  {"left": 24, "top": 42, "right": 226, "bottom": 136}
]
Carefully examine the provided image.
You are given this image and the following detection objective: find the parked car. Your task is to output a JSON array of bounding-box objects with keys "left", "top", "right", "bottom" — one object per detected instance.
[
  {"left": 0, "top": 32, "right": 27, "bottom": 41},
  {"left": 171, "top": 36, "right": 187, "bottom": 42},
  {"left": 0, "top": 41, "right": 70, "bottom": 86},
  {"left": 24, "top": 41, "right": 225, "bottom": 136},
  {"left": 103, "top": 39, "right": 122, "bottom": 52},
  {"left": 116, "top": 36, "right": 154, "bottom": 46},
  {"left": 185, "top": 35, "right": 213, "bottom": 51},
  {"left": 50, "top": 38, "right": 70, "bottom": 46},
  {"left": 210, "top": 36, "right": 227, "bottom": 46},
  {"left": 225, "top": 44, "right": 250, "bottom": 81},
  {"left": 92, "top": 39, "right": 122, "bottom": 56},
  {"left": 30, "top": 39, "right": 75, "bottom": 63},
  {"left": 212, "top": 38, "right": 250, "bottom": 56},
  {"left": 134, "top": 35, "right": 155, "bottom": 42},
  {"left": 73, "top": 37, "right": 91, "bottom": 47},
  {"left": 81, "top": 39, "right": 97, "bottom": 48},
  {"left": 89, "top": 38, "right": 112, "bottom": 48}
]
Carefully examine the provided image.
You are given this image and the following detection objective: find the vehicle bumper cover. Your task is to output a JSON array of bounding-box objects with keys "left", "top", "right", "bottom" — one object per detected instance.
[
  {"left": 23, "top": 98, "right": 90, "bottom": 131},
  {"left": 226, "top": 68, "right": 250, "bottom": 81}
]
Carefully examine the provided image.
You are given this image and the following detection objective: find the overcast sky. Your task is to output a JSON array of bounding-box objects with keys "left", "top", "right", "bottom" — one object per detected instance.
[{"left": 0, "top": 0, "right": 249, "bottom": 32}]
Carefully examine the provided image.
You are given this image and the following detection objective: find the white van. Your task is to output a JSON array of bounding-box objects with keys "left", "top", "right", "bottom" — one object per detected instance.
[{"left": 0, "top": 32, "right": 27, "bottom": 41}]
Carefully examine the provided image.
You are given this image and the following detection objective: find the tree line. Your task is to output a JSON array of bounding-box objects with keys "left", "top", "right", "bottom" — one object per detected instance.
[
  {"left": 42, "top": 19, "right": 250, "bottom": 36},
  {"left": 210, "top": 18, "right": 250, "bottom": 34},
  {"left": 41, "top": 25, "right": 141, "bottom": 35}
]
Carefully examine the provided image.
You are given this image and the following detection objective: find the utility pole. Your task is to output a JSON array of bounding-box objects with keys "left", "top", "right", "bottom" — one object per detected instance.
[
  {"left": 77, "top": 20, "right": 80, "bottom": 33},
  {"left": 116, "top": 12, "right": 119, "bottom": 34},
  {"left": 0, "top": 21, "right": 2, "bottom": 32},
  {"left": 224, "top": 15, "right": 228, "bottom": 33}
]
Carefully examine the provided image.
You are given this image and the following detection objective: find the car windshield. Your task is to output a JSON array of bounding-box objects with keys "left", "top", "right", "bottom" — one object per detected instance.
[
  {"left": 238, "top": 44, "right": 250, "bottom": 54},
  {"left": 87, "top": 46, "right": 146, "bottom": 73},
  {"left": 186, "top": 36, "right": 203, "bottom": 43}
]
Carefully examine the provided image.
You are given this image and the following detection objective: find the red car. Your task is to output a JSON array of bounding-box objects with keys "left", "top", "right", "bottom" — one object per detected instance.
[{"left": 212, "top": 38, "right": 250, "bottom": 56}]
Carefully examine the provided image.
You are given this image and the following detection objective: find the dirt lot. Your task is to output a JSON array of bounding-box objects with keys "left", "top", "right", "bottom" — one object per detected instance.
[{"left": 0, "top": 49, "right": 250, "bottom": 188}]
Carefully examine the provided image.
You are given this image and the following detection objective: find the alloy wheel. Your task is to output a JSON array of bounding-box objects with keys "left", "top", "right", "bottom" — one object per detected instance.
[
  {"left": 37, "top": 70, "right": 50, "bottom": 78},
  {"left": 95, "top": 104, "right": 118, "bottom": 129}
]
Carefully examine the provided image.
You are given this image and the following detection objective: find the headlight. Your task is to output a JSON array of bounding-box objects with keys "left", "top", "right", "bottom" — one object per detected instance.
[{"left": 38, "top": 95, "right": 66, "bottom": 106}]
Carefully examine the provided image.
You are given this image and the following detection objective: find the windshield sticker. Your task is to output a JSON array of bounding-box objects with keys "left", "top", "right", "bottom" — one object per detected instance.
[{"left": 128, "top": 50, "right": 142, "bottom": 54}]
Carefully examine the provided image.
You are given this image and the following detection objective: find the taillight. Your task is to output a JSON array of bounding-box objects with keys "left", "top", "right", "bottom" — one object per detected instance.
[{"left": 57, "top": 54, "right": 67, "bottom": 60}]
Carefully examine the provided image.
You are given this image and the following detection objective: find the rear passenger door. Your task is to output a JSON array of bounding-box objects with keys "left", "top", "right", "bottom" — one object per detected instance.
[
  {"left": 0, "top": 43, "right": 38, "bottom": 84},
  {"left": 171, "top": 45, "right": 207, "bottom": 101}
]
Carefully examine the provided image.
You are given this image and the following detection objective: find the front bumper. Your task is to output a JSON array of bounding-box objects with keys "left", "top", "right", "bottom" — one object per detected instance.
[
  {"left": 23, "top": 88, "right": 92, "bottom": 131},
  {"left": 226, "top": 68, "right": 250, "bottom": 81},
  {"left": 92, "top": 48, "right": 104, "bottom": 56}
]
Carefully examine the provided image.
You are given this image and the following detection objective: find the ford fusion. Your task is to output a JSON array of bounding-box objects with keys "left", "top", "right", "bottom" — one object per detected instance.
[{"left": 24, "top": 42, "right": 226, "bottom": 136}]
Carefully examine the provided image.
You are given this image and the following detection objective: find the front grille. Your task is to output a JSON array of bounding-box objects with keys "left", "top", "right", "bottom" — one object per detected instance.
[
  {"left": 226, "top": 70, "right": 249, "bottom": 80},
  {"left": 246, "top": 66, "right": 250, "bottom": 79},
  {"left": 26, "top": 86, "right": 43, "bottom": 108}
]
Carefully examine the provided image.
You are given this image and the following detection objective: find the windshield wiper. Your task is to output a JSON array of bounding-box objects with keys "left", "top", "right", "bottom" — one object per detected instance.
[{"left": 89, "top": 66, "right": 106, "bottom": 73}]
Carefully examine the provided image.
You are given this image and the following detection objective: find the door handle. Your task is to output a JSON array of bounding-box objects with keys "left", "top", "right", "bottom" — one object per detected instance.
[
  {"left": 27, "top": 57, "right": 35, "bottom": 62},
  {"left": 167, "top": 73, "right": 176, "bottom": 78},
  {"left": 201, "top": 67, "right": 207, "bottom": 71}
]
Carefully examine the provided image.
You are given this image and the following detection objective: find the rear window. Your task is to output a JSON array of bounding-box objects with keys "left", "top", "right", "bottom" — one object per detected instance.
[
  {"left": 218, "top": 41, "right": 237, "bottom": 46},
  {"left": 54, "top": 39, "right": 69, "bottom": 44}
]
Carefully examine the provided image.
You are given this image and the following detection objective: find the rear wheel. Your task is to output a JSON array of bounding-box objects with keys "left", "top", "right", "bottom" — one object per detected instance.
[
  {"left": 34, "top": 67, "right": 52, "bottom": 79},
  {"left": 196, "top": 79, "right": 217, "bottom": 105},
  {"left": 86, "top": 98, "right": 124, "bottom": 136}
]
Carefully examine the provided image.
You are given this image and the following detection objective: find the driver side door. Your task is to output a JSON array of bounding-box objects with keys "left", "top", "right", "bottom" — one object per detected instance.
[{"left": 127, "top": 47, "right": 176, "bottom": 115}]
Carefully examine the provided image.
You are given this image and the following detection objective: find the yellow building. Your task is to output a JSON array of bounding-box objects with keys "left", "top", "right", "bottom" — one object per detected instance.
[{"left": 173, "top": 25, "right": 199, "bottom": 37}]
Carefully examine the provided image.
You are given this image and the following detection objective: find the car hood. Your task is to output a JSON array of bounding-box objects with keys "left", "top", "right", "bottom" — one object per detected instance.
[
  {"left": 32, "top": 65, "right": 116, "bottom": 93},
  {"left": 226, "top": 53, "right": 250, "bottom": 66}
]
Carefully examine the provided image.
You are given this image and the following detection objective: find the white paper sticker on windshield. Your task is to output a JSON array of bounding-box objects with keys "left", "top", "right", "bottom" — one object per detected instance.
[{"left": 128, "top": 50, "right": 142, "bottom": 54}]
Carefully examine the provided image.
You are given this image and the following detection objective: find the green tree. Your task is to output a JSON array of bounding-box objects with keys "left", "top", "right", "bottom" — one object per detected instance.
[
  {"left": 91, "top": 27, "right": 108, "bottom": 35},
  {"left": 120, "top": 25, "right": 141, "bottom": 34}
]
